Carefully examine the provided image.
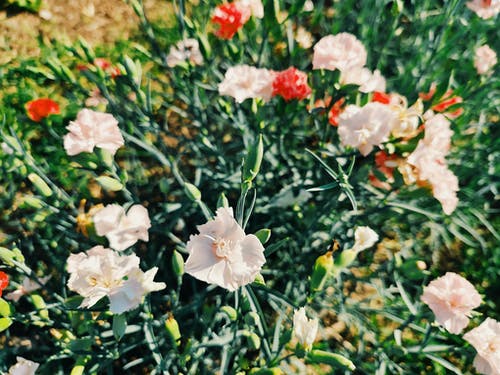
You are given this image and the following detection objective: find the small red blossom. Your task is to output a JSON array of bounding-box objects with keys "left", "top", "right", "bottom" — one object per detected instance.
[
  {"left": 327, "top": 98, "right": 346, "bottom": 126},
  {"left": 0, "top": 271, "right": 9, "bottom": 298},
  {"left": 372, "top": 91, "right": 391, "bottom": 105},
  {"left": 272, "top": 67, "right": 312, "bottom": 101},
  {"left": 211, "top": 3, "right": 250, "bottom": 40},
  {"left": 26, "top": 98, "right": 61, "bottom": 122}
]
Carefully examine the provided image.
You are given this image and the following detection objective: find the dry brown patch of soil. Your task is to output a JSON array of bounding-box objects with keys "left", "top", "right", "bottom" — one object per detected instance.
[{"left": 0, "top": 0, "right": 172, "bottom": 64}]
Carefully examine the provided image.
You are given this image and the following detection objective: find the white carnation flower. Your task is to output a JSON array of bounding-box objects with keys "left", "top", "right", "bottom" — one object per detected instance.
[
  {"left": 353, "top": 226, "right": 379, "bottom": 252},
  {"left": 93, "top": 204, "right": 151, "bottom": 251},
  {"left": 184, "top": 207, "right": 266, "bottom": 291},
  {"left": 66, "top": 246, "right": 165, "bottom": 314},
  {"left": 293, "top": 307, "right": 319, "bottom": 349}
]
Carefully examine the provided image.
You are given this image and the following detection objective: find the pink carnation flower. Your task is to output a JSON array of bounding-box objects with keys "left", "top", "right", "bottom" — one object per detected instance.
[
  {"left": 184, "top": 207, "right": 266, "bottom": 291},
  {"left": 338, "top": 102, "right": 396, "bottom": 156},
  {"left": 474, "top": 44, "right": 497, "bottom": 75},
  {"left": 407, "top": 114, "right": 459, "bottom": 214},
  {"left": 463, "top": 318, "right": 500, "bottom": 375},
  {"left": 466, "top": 0, "right": 500, "bottom": 19},
  {"left": 421, "top": 272, "right": 481, "bottom": 334},
  {"left": 218, "top": 65, "right": 276, "bottom": 103},
  {"left": 340, "top": 68, "right": 386, "bottom": 93},
  {"left": 312, "top": 33, "right": 367, "bottom": 72},
  {"left": 63, "top": 109, "right": 124, "bottom": 156},
  {"left": 167, "top": 38, "right": 204, "bottom": 67}
]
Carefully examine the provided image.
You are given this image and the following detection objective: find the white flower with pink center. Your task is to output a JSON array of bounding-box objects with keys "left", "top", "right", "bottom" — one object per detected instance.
[
  {"left": 93, "top": 204, "right": 151, "bottom": 251},
  {"left": 8, "top": 357, "right": 39, "bottom": 375},
  {"left": 312, "top": 33, "right": 367, "bottom": 72},
  {"left": 184, "top": 207, "right": 266, "bottom": 291},
  {"left": 338, "top": 102, "right": 396, "bottom": 156},
  {"left": 421, "top": 272, "right": 481, "bottom": 334},
  {"left": 466, "top": 0, "right": 500, "bottom": 19},
  {"left": 464, "top": 318, "right": 500, "bottom": 375},
  {"left": 218, "top": 65, "right": 276, "bottom": 103},
  {"left": 474, "top": 44, "right": 497, "bottom": 75},
  {"left": 63, "top": 109, "right": 124, "bottom": 156},
  {"left": 407, "top": 114, "right": 459, "bottom": 214},
  {"left": 66, "top": 246, "right": 165, "bottom": 314}
]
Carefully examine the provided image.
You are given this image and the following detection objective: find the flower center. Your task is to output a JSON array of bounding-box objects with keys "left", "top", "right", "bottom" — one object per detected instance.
[
  {"left": 213, "top": 237, "right": 232, "bottom": 259},
  {"left": 356, "top": 127, "right": 372, "bottom": 144},
  {"left": 488, "top": 337, "right": 500, "bottom": 352}
]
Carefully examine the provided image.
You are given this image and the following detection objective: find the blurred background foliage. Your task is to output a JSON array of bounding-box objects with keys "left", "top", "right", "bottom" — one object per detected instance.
[{"left": 0, "top": 0, "right": 498, "bottom": 373}]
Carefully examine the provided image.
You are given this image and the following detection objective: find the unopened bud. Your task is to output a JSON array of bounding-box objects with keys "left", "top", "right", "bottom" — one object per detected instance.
[
  {"left": 242, "top": 134, "right": 264, "bottom": 184},
  {"left": 96, "top": 176, "right": 123, "bottom": 192},
  {"left": 165, "top": 315, "right": 181, "bottom": 347},
  {"left": 335, "top": 249, "right": 358, "bottom": 270},
  {"left": 221, "top": 306, "right": 238, "bottom": 321},
  {"left": 28, "top": 173, "right": 53, "bottom": 197},
  {"left": 307, "top": 349, "right": 356, "bottom": 371},
  {"left": 184, "top": 182, "right": 202, "bottom": 201},
  {"left": 242, "top": 330, "right": 261, "bottom": 350},
  {"left": 171, "top": 250, "right": 184, "bottom": 277},
  {"left": 217, "top": 192, "right": 229, "bottom": 208},
  {"left": 310, "top": 251, "right": 334, "bottom": 292},
  {"left": 249, "top": 368, "right": 284, "bottom": 375}
]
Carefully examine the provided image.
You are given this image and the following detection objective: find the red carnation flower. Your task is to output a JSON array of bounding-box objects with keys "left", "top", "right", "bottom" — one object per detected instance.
[
  {"left": 212, "top": 2, "right": 250, "bottom": 40},
  {"left": 272, "top": 67, "right": 312, "bottom": 101},
  {"left": 0, "top": 271, "right": 9, "bottom": 298},
  {"left": 26, "top": 98, "right": 61, "bottom": 122}
]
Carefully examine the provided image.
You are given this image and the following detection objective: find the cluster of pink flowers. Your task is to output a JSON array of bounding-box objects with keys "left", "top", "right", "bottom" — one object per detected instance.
[
  {"left": 422, "top": 273, "right": 500, "bottom": 375},
  {"left": 211, "top": 0, "right": 263, "bottom": 39}
]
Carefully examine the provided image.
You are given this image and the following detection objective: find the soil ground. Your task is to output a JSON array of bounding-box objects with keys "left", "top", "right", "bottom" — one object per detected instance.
[{"left": 0, "top": 0, "right": 172, "bottom": 65}]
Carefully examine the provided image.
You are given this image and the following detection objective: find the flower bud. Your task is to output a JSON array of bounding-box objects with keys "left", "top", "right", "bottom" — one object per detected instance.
[
  {"left": 217, "top": 192, "right": 229, "bottom": 208},
  {"left": 220, "top": 306, "right": 238, "bottom": 321},
  {"left": 19, "top": 196, "right": 44, "bottom": 209},
  {"left": 184, "top": 182, "right": 202, "bottom": 201},
  {"left": 242, "top": 330, "right": 261, "bottom": 350},
  {"left": 310, "top": 251, "right": 333, "bottom": 292},
  {"left": 165, "top": 315, "right": 181, "bottom": 348},
  {"left": 171, "top": 250, "right": 184, "bottom": 277},
  {"left": 242, "top": 134, "right": 264, "bottom": 184},
  {"left": 307, "top": 349, "right": 356, "bottom": 371},
  {"left": 28, "top": 173, "right": 53, "bottom": 197},
  {"left": 249, "top": 368, "right": 283, "bottom": 375},
  {"left": 96, "top": 176, "right": 123, "bottom": 192},
  {"left": 335, "top": 249, "right": 358, "bottom": 269}
]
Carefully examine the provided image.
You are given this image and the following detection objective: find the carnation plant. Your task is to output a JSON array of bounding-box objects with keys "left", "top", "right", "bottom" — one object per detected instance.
[{"left": 0, "top": 0, "right": 498, "bottom": 373}]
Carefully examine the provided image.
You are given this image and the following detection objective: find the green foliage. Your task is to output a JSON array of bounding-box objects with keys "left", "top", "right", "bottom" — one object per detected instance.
[{"left": 0, "top": 0, "right": 498, "bottom": 373}]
